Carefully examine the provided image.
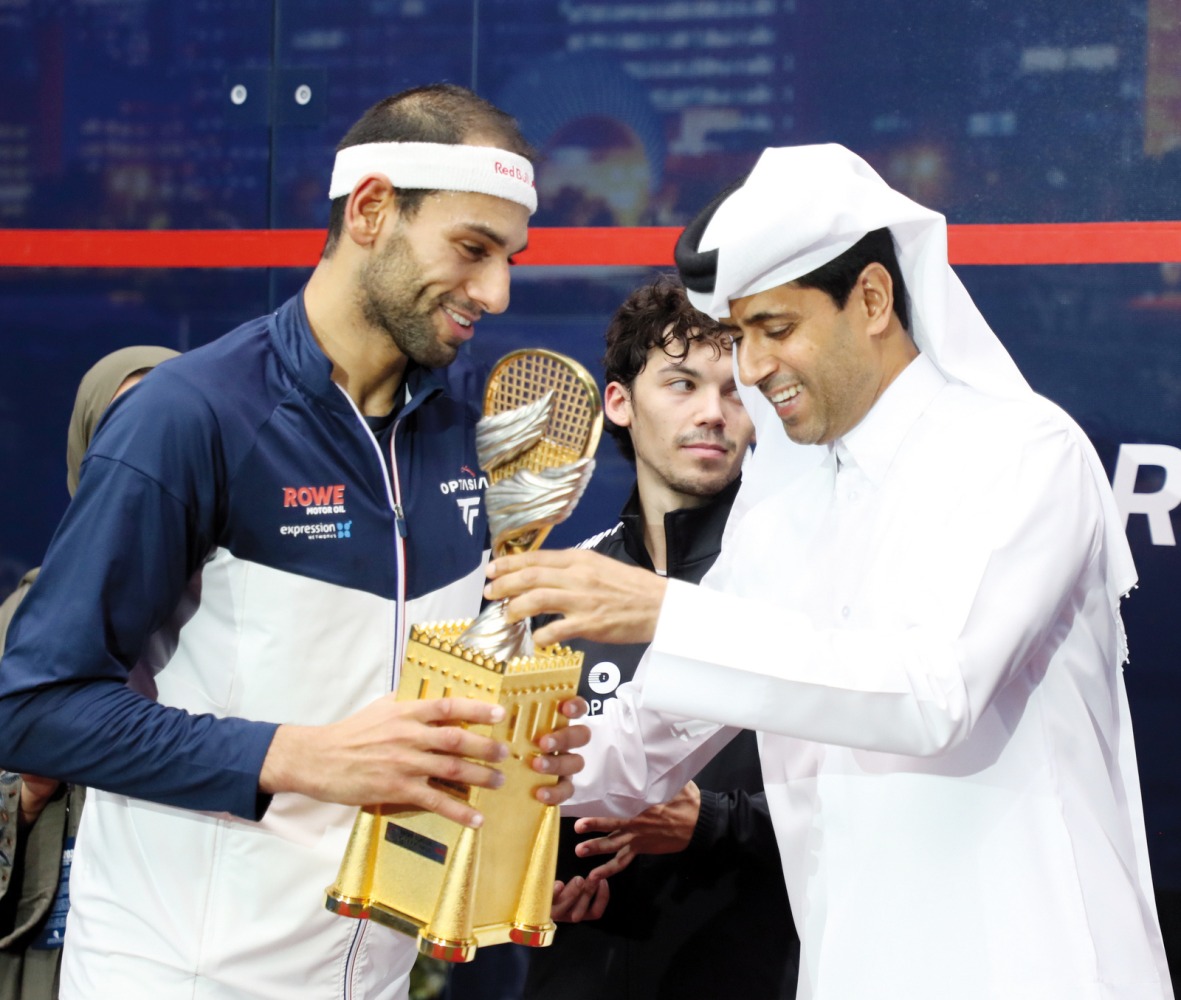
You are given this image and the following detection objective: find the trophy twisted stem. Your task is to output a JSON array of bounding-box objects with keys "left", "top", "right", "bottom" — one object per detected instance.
[
  {"left": 487, "top": 459, "right": 595, "bottom": 557},
  {"left": 460, "top": 458, "right": 595, "bottom": 660},
  {"left": 458, "top": 600, "right": 533, "bottom": 659}
]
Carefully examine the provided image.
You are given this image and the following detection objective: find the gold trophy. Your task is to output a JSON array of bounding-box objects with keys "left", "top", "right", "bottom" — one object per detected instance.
[{"left": 326, "top": 349, "right": 602, "bottom": 962}]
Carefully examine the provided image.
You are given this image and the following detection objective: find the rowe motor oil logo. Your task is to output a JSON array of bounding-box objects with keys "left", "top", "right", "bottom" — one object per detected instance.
[
  {"left": 284, "top": 484, "right": 347, "bottom": 515},
  {"left": 280, "top": 483, "right": 351, "bottom": 541}
]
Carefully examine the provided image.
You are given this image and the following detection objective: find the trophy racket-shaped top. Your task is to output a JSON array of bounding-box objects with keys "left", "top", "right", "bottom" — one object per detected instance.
[
  {"left": 459, "top": 350, "right": 601, "bottom": 659},
  {"left": 478, "top": 349, "right": 602, "bottom": 556}
]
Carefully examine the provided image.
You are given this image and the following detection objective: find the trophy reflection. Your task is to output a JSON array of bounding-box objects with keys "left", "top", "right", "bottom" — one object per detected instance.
[{"left": 326, "top": 349, "right": 602, "bottom": 962}]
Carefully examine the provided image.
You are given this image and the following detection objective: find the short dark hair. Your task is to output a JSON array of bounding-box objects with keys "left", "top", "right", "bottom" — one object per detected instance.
[
  {"left": 322, "top": 83, "right": 535, "bottom": 256},
  {"left": 603, "top": 274, "right": 731, "bottom": 463},
  {"left": 793, "top": 228, "right": 910, "bottom": 331}
]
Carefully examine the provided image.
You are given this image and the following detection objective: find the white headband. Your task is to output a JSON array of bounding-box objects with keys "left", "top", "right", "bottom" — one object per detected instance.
[{"left": 328, "top": 141, "right": 537, "bottom": 215}]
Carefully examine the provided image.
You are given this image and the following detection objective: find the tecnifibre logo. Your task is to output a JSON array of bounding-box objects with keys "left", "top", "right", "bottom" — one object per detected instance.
[{"left": 456, "top": 497, "right": 480, "bottom": 534}]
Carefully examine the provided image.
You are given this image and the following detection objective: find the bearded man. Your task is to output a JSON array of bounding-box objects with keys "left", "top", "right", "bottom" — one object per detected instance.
[{"left": 0, "top": 84, "right": 588, "bottom": 1000}]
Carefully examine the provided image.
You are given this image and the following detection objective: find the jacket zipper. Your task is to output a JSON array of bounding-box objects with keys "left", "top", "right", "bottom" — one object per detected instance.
[
  {"left": 387, "top": 418, "right": 409, "bottom": 687},
  {"left": 333, "top": 385, "right": 411, "bottom": 999}
]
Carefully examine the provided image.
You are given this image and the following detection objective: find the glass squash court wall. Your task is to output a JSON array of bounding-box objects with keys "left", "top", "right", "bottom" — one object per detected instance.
[{"left": 2, "top": 0, "right": 1180, "bottom": 973}]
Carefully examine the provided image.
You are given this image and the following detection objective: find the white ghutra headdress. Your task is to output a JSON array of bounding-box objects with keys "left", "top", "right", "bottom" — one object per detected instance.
[{"left": 674, "top": 143, "right": 1135, "bottom": 602}]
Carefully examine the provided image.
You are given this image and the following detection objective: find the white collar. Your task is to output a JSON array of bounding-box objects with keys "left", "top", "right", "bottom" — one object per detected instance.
[{"left": 833, "top": 354, "right": 946, "bottom": 486}]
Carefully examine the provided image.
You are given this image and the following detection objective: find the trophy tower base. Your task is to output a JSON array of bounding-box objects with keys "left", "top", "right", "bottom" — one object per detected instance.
[{"left": 325, "top": 621, "right": 581, "bottom": 962}]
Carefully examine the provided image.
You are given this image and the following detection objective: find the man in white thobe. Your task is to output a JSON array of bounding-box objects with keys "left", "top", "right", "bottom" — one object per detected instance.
[{"left": 485, "top": 144, "right": 1174, "bottom": 999}]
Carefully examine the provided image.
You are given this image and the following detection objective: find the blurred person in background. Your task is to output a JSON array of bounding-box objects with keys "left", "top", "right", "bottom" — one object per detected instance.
[
  {"left": 0, "top": 84, "right": 587, "bottom": 1000},
  {"left": 1, "top": 345, "right": 179, "bottom": 999}
]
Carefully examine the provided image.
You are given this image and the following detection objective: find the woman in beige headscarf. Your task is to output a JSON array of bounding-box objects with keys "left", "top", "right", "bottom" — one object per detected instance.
[{"left": 0, "top": 345, "right": 178, "bottom": 1000}]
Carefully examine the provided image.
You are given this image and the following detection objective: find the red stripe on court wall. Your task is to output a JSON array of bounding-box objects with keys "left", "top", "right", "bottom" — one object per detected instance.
[{"left": 1, "top": 222, "right": 1180, "bottom": 269}]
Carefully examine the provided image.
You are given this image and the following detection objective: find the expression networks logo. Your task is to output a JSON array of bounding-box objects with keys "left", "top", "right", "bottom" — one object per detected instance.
[{"left": 280, "top": 520, "right": 352, "bottom": 542}]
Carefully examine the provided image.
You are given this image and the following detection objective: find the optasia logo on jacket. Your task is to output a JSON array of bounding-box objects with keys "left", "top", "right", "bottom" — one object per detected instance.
[
  {"left": 279, "top": 483, "right": 352, "bottom": 541},
  {"left": 438, "top": 465, "right": 487, "bottom": 536}
]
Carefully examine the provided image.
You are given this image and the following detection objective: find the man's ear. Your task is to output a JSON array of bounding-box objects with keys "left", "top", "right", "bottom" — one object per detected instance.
[
  {"left": 603, "top": 381, "right": 633, "bottom": 430},
  {"left": 343, "top": 174, "right": 396, "bottom": 249},
  {"left": 857, "top": 262, "right": 894, "bottom": 338}
]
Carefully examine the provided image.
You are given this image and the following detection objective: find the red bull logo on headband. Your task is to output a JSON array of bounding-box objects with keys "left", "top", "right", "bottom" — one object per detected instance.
[{"left": 494, "top": 160, "right": 534, "bottom": 186}]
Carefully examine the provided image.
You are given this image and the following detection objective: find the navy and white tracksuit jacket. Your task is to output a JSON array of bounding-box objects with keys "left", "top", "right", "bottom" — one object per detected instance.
[{"left": 0, "top": 292, "right": 492, "bottom": 998}]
